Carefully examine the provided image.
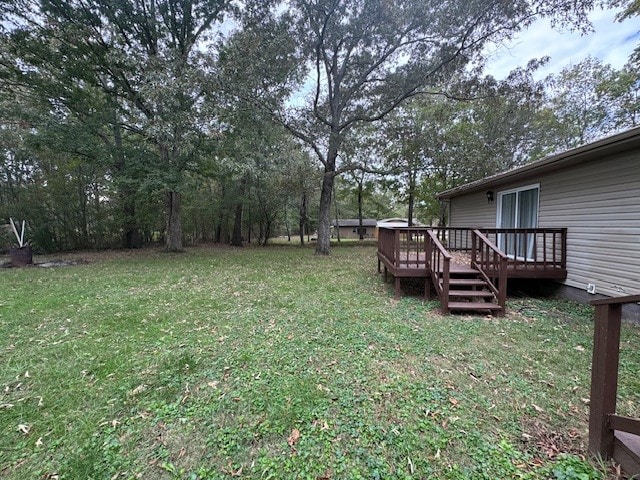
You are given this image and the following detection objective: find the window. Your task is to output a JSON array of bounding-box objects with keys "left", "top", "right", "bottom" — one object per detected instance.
[{"left": 496, "top": 184, "right": 539, "bottom": 259}]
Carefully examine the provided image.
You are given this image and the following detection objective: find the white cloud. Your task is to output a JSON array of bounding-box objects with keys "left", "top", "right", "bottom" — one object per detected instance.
[{"left": 485, "top": 7, "right": 640, "bottom": 80}]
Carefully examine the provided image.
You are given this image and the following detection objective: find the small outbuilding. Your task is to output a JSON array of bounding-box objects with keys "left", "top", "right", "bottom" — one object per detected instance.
[{"left": 332, "top": 219, "right": 378, "bottom": 239}]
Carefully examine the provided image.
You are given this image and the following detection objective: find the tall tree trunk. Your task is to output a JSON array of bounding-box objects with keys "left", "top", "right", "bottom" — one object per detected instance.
[
  {"left": 357, "top": 181, "right": 364, "bottom": 240},
  {"left": 231, "top": 201, "right": 243, "bottom": 246},
  {"left": 333, "top": 183, "right": 341, "bottom": 243},
  {"left": 123, "top": 194, "right": 142, "bottom": 248},
  {"left": 316, "top": 168, "right": 335, "bottom": 255},
  {"left": 284, "top": 203, "right": 291, "bottom": 241},
  {"left": 111, "top": 103, "right": 141, "bottom": 249},
  {"left": 316, "top": 132, "right": 341, "bottom": 255},
  {"left": 230, "top": 177, "right": 246, "bottom": 247},
  {"left": 299, "top": 192, "right": 307, "bottom": 246},
  {"left": 165, "top": 191, "right": 183, "bottom": 252}
]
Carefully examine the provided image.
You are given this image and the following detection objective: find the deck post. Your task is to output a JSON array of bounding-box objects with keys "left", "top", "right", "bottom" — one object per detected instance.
[
  {"left": 394, "top": 229, "right": 400, "bottom": 269},
  {"left": 441, "top": 258, "right": 450, "bottom": 315},
  {"left": 561, "top": 228, "right": 568, "bottom": 270},
  {"left": 497, "top": 254, "right": 507, "bottom": 316},
  {"left": 588, "top": 302, "right": 622, "bottom": 458},
  {"left": 471, "top": 232, "right": 477, "bottom": 266},
  {"left": 394, "top": 277, "right": 401, "bottom": 299}
]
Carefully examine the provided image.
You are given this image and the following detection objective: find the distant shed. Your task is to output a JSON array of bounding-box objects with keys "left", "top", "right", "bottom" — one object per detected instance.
[{"left": 332, "top": 219, "right": 378, "bottom": 239}]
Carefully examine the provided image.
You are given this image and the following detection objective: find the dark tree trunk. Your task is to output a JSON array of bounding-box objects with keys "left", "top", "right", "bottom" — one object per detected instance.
[
  {"left": 123, "top": 193, "right": 142, "bottom": 248},
  {"left": 231, "top": 201, "right": 243, "bottom": 246},
  {"left": 165, "top": 191, "right": 183, "bottom": 252},
  {"left": 333, "top": 183, "right": 341, "bottom": 243},
  {"left": 230, "top": 177, "right": 246, "bottom": 247},
  {"left": 357, "top": 181, "right": 364, "bottom": 240},
  {"left": 111, "top": 109, "right": 141, "bottom": 249},
  {"left": 316, "top": 132, "right": 340, "bottom": 255},
  {"left": 299, "top": 192, "right": 307, "bottom": 246},
  {"left": 317, "top": 169, "right": 335, "bottom": 254}
]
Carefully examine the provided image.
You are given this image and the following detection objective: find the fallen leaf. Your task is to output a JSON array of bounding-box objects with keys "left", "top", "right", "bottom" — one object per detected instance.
[
  {"left": 574, "top": 345, "right": 585, "bottom": 352},
  {"left": 287, "top": 428, "right": 301, "bottom": 447},
  {"left": 17, "top": 424, "right": 30, "bottom": 434},
  {"left": 35, "top": 437, "right": 43, "bottom": 447},
  {"left": 532, "top": 404, "right": 544, "bottom": 413},
  {"left": 449, "top": 397, "right": 459, "bottom": 407}
]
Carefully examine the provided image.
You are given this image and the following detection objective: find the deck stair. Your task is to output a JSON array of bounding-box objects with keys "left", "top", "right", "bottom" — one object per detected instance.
[{"left": 442, "top": 264, "right": 503, "bottom": 314}]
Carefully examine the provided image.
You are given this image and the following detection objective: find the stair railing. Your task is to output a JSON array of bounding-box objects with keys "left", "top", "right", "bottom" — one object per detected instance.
[
  {"left": 472, "top": 229, "right": 507, "bottom": 315},
  {"left": 427, "top": 230, "right": 452, "bottom": 314}
]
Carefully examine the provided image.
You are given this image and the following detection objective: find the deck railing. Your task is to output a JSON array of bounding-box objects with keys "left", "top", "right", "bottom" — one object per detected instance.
[
  {"left": 377, "top": 226, "right": 430, "bottom": 270},
  {"left": 589, "top": 294, "right": 640, "bottom": 476},
  {"left": 426, "top": 230, "right": 452, "bottom": 314},
  {"left": 471, "top": 230, "right": 507, "bottom": 314},
  {"left": 479, "top": 228, "right": 567, "bottom": 271},
  {"left": 432, "top": 227, "right": 474, "bottom": 252}
]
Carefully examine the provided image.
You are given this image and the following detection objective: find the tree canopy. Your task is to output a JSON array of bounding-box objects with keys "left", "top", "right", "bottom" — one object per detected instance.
[{"left": 1, "top": 0, "right": 639, "bottom": 253}]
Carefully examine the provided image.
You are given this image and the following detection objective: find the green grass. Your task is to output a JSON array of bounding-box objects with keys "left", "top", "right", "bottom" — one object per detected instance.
[{"left": 1, "top": 244, "right": 638, "bottom": 479}]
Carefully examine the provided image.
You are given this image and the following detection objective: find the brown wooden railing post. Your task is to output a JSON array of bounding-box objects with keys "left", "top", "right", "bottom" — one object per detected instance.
[
  {"left": 561, "top": 228, "right": 568, "bottom": 270},
  {"left": 394, "top": 229, "right": 400, "bottom": 268},
  {"left": 497, "top": 255, "right": 507, "bottom": 316},
  {"left": 442, "top": 257, "right": 450, "bottom": 315},
  {"left": 472, "top": 231, "right": 477, "bottom": 266},
  {"left": 588, "top": 302, "right": 622, "bottom": 458}
]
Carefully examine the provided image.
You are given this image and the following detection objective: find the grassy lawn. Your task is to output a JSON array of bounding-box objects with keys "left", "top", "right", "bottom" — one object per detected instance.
[{"left": 1, "top": 244, "right": 638, "bottom": 479}]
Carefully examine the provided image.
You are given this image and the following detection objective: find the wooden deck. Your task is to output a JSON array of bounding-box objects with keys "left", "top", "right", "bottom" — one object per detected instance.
[{"left": 377, "top": 226, "right": 568, "bottom": 315}]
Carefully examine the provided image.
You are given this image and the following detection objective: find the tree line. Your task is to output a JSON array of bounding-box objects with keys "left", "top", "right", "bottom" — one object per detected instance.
[{"left": 0, "top": 0, "right": 638, "bottom": 254}]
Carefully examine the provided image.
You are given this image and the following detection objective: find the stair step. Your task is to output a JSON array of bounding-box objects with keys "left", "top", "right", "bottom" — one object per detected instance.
[
  {"left": 449, "top": 266, "right": 479, "bottom": 275},
  {"left": 445, "top": 278, "right": 486, "bottom": 286},
  {"left": 448, "top": 290, "right": 494, "bottom": 298},
  {"left": 448, "top": 301, "right": 503, "bottom": 312}
]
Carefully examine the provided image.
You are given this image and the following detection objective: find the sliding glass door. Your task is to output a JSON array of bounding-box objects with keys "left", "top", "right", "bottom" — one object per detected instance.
[{"left": 497, "top": 185, "right": 539, "bottom": 259}]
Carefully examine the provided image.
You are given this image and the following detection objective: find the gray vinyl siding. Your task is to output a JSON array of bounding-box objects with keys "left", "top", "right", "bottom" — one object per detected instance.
[
  {"left": 449, "top": 192, "right": 495, "bottom": 227},
  {"left": 448, "top": 150, "right": 640, "bottom": 298}
]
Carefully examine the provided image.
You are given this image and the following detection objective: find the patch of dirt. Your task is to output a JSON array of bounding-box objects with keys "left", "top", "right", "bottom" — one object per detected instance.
[{"left": 0, "top": 258, "right": 89, "bottom": 268}]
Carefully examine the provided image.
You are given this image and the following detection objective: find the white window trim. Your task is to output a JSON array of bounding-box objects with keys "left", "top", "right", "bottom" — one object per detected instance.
[
  {"left": 495, "top": 183, "right": 540, "bottom": 228},
  {"left": 495, "top": 183, "right": 540, "bottom": 260}
]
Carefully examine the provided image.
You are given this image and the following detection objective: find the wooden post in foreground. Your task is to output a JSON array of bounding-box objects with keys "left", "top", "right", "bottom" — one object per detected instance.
[{"left": 588, "top": 301, "right": 622, "bottom": 458}]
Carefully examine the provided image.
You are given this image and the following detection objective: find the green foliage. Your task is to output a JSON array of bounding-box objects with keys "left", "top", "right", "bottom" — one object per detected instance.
[{"left": 547, "top": 454, "right": 603, "bottom": 480}]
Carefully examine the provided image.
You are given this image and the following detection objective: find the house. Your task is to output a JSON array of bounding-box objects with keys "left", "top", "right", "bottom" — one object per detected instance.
[
  {"left": 332, "top": 219, "right": 378, "bottom": 239},
  {"left": 436, "top": 127, "right": 640, "bottom": 320}
]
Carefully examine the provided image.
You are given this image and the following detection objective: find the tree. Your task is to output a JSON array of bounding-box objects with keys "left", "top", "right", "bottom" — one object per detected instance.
[
  {"left": 544, "top": 56, "right": 616, "bottom": 148},
  {"left": 610, "top": 0, "right": 640, "bottom": 66},
  {"left": 0, "top": 0, "right": 237, "bottom": 251},
  {"left": 272, "top": 0, "right": 593, "bottom": 254}
]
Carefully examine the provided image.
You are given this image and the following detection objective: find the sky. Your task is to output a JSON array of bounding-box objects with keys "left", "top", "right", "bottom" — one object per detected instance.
[{"left": 485, "top": 6, "right": 640, "bottom": 80}]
